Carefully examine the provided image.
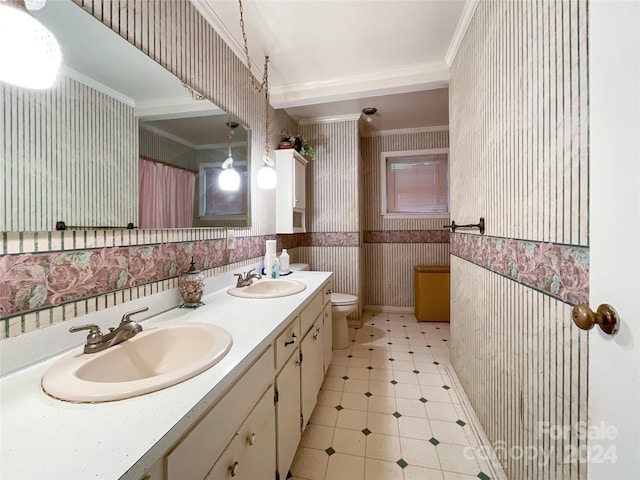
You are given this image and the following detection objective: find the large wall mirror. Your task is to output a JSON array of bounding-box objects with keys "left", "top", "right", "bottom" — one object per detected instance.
[{"left": 0, "top": 0, "right": 251, "bottom": 232}]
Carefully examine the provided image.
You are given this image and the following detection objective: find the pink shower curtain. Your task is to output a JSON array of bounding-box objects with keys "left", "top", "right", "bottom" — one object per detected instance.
[{"left": 139, "top": 157, "right": 196, "bottom": 228}]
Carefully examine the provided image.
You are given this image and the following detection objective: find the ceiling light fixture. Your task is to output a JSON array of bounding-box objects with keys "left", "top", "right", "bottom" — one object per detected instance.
[
  {"left": 238, "top": 0, "right": 276, "bottom": 190},
  {"left": 362, "top": 107, "right": 378, "bottom": 123},
  {"left": 219, "top": 119, "right": 241, "bottom": 191},
  {"left": 0, "top": 0, "right": 62, "bottom": 90}
]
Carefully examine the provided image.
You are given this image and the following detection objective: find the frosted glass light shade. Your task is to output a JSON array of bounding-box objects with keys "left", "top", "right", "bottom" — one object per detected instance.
[
  {"left": 219, "top": 167, "right": 240, "bottom": 191},
  {"left": 257, "top": 165, "right": 277, "bottom": 190},
  {"left": 0, "top": 4, "right": 62, "bottom": 90}
]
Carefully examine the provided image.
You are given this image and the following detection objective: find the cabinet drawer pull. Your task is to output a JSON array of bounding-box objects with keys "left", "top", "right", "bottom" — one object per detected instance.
[
  {"left": 284, "top": 332, "right": 297, "bottom": 346},
  {"left": 247, "top": 432, "right": 256, "bottom": 446},
  {"left": 229, "top": 461, "right": 239, "bottom": 477}
]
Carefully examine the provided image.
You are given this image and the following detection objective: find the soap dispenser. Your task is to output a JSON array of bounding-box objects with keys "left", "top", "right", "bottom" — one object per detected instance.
[
  {"left": 178, "top": 257, "right": 204, "bottom": 308},
  {"left": 280, "top": 249, "right": 290, "bottom": 274}
]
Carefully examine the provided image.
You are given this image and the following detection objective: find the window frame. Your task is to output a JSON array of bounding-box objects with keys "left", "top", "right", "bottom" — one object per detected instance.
[{"left": 380, "top": 148, "right": 450, "bottom": 218}]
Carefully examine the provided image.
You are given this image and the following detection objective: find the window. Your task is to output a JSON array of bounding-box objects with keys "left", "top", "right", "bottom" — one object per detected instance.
[{"left": 380, "top": 148, "right": 449, "bottom": 217}]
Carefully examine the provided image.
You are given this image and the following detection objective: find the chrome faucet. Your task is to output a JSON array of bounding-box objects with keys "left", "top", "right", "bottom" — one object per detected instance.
[
  {"left": 234, "top": 269, "right": 261, "bottom": 288},
  {"left": 69, "top": 307, "right": 148, "bottom": 354}
]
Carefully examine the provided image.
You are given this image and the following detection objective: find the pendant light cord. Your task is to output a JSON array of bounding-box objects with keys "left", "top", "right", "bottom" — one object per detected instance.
[{"left": 238, "top": 0, "right": 272, "bottom": 163}]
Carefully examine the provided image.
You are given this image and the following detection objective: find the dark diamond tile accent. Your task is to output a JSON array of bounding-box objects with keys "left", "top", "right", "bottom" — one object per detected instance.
[
  {"left": 389, "top": 358, "right": 395, "bottom": 362},
  {"left": 400, "top": 315, "right": 405, "bottom": 318},
  {"left": 364, "top": 392, "right": 373, "bottom": 397},
  {"left": 426, "top": 344, "right": 432, "bottom": 348},
  {"left": 347, "top": 354, "right": 353, "bottom": 358},
  {"left": 370, "top": 334, "right": 375, "bottom": 337},
  {"left": 402, "top": 324, "right": 407, "bottom": 327},
  {"left": 393, "top": 412, "right": 402, "bottom": 418},
  {"left": 335, "top": 405, "right": 344, "bottom": 411},
  {"left": 405, "top": 336, "right": 410, "bottom": 340},
  {"left": 387, "top": 330, "right": 391, "bottom": 332},
  {"left": 419, "top": 397, "right": 428, "bottom": 403},
  {"left": 367, "top": 366, "right": 373, "bottom": 370},
  {"left": 362, "top": 428, "right": 371, "bottom": 436},
  {"left": 325, "top": 447, "right": 335, "bottom": 456},
  {"left": 433, "top": 361, "right": 440, "bottom": 365},
  {"left": 436, "top": 326, "right": 440, "bottom": 329},
  {"left": 368, "top": 348, "right": 374, "bottom": 351},
  {"left": 408, "top": 351, "right": 414, "bottom": 354},
  {"left": 352, "top": 339, "right": 356, "bottom": 342},
  {"left": 429, "top": 437, "right": 440, "bottom": 446},
  {"left": 342, "top": 376, "right": 349, "bottom": 380},
  {"left": 421, "top": 331, "right": 426, "bottom": 334},
  {"left": 397, "top": 459, "right": 408, "bottom": 469},
  {"left": 443, "top": 339, "right": 448, "bottom": 342},
  {"left": 413, "top": 370, "right": 420, "bottom": 374},
  {"left": 387, "top": 342, "right": 393, "bottom": 345},
  {"left": 478, "top": 473, "right": 490, "bottom": 480},
  {"left": 442, "top": 385, "right": 451, "bottom": 390},
  {"left": 456, "top": 419, "right": 467, "bottom": 427},
  {"left": 386, "top": 319, "right": 390, "bottom": 321},
  {"left": 390, "top": 380, "right": 398, "bottom": 385},
  {"left": 354, "top": 327, "right": 359, "bottom": 330}
]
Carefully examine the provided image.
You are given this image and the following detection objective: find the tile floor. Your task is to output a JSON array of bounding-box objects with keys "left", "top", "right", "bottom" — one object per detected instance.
[{"left": 289, "top": 311, "right": 496, "bottom": 480}]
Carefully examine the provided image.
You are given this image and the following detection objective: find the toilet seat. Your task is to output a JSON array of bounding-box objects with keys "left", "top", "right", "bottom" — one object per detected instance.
[{"left": 331, "top": 293, "right": 358, "bottom": 306}]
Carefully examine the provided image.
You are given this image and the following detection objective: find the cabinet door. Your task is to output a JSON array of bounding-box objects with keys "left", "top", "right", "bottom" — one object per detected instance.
[
  {"left": 205, "top": 385, "right": 276, "bottom": 480},
  {"left": 276, "top": 348, "right": 301, "bottom": 479},
  {"left": 293, "top": 158, "right": 305, "bottom": 209},
  {"left": 300, "top": 319, "right": 324, "bottom": 430},
  {"left": 322, "top": 303, "right": 332, "bottom": 373}
]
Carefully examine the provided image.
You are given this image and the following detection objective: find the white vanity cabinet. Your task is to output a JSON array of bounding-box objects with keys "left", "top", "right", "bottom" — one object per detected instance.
[
  {"left": 300, "top": 317, "right": 324, "bottom": 430},
  {"left": 275, "top": 149, "right": 308, "bottom": 234},
  {"left": 165, "top": 346, "right": 274, "bottom": 480},
  {"left": 205, "top": 385, "right": 275, "bottom": 480},
  {"left": 275, "top": 317, "right": 302, "bottom": 478}
]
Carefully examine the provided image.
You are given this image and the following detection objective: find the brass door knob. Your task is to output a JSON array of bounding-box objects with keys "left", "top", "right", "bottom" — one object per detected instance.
[{"left": 572, "top": 304, "right": 619, "bottom": 335}]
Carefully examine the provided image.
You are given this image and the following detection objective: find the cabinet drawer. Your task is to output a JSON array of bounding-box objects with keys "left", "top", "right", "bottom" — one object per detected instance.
[
  {"left": 300, "top": 291, "right": 323, "bottom": 335},
  {"left": 275, "top": 317, "right": 300, "bottom": 372},
  {"left": 166, "top": 346, "right": 273, "bottom": 480},
  {"left": 205, "top": 384, "right": 276, "bottom": 480}
]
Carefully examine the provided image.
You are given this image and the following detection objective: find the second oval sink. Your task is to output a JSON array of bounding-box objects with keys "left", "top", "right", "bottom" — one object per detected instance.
[
  {"left": 227, "top": 279, "right": 306, "bottom": 299},
  {"left": 42, "top": 322, "right": 232, "bottom": 403}
]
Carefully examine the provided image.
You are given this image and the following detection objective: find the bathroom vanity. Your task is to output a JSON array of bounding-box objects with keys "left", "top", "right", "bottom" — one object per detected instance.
[{"left": 0, "top": 271, "right": 332, "bottom": 480}]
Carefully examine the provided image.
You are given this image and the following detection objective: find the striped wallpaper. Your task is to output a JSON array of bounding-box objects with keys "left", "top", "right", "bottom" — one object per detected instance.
[
  {"left": 1, "top": 74, "right": 138, "bottom": 231},
  {"left": 360, "top": 129, "right": 451, "bottom": 309},
  {"left": 449, "top": 1, "right": 589, "bottom": 479},
  {"left": 299, "top": 120, "right": 362, "bottom": 319}
]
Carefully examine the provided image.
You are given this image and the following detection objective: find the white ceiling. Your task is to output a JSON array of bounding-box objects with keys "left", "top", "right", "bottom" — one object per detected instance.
[{"left": 192, "top": 0, "right": 474, "bottom": 132}]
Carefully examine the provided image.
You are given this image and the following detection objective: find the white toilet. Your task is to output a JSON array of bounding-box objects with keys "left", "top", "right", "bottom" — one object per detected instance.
[{"left": 290, "top": 263, "right": 359, "bottom": 349}]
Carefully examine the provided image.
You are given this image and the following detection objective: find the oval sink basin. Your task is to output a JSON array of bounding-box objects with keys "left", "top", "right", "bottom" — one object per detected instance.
[
  {"left": 227, "top": 279, "right": 306, "bottom": 299},
  {"left": 42, "top": 323, "right": 232, "bottom": 403}
]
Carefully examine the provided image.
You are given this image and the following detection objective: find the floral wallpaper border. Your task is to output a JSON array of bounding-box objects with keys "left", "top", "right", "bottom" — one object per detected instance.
[
  {"left": 363, "top": 230, "right": 450, "bottom": 244},
  {"left": 0, "top": 235, "right": 276, "bottom": 320},
  {"left": 450, "top": 233, "right": 589, "bottom": 305}
]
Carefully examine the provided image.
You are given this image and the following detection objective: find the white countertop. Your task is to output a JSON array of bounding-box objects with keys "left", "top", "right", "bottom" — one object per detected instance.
[{"left": 0, "top": 271, "right": 331, "bottom": 480}]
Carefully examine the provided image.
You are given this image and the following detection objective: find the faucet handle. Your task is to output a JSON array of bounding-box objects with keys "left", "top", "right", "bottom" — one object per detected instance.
[
  {"left": 121, "top": 307, "right": 149, "bottom": 324},
  {"left": 69, "top": 324, "right": 103, "bottom": 345}
]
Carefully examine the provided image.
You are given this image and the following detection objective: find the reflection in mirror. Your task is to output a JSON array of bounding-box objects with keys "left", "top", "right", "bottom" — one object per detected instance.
[
  {"left": 0, "top": 0, "right": 251, "bottom": 231},
  {"left": 139, "top": 115, "right": 251, "bottom": 228}
]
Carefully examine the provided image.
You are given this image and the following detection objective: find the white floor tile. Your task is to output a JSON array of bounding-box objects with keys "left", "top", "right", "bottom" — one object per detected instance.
[
  {"left": 365, "top": 433, "right": 401, "bottom": 462},
  {"left": 291, "top": 320, "right": 498, "bottom": 480},
  {"left": 364, "top": 458, "right": 405, "bottom": 480},
  {"left": 290, "top": 447, "right": 329, "bottom": 480},
  {"left": 325, "top": 453, "right": 365, "bottom": 480}
]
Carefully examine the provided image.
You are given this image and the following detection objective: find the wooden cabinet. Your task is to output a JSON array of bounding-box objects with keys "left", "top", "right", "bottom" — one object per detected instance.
[
  {"left": 322, "top": 302, "right": 332, "bottom": 374},
  {"left": 275, "top": 149, "right": 308, "bottom": 234}
]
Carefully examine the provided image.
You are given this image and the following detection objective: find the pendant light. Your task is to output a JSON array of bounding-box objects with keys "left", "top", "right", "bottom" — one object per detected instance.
[
  {"left": 0, "top": 0, "right": 62, "bottom": 90},
  {"left": 219, "top": 120, "right": 241, "bottom": 191},
  {"left": 238, "top": 0, "right": 276, "bottom": 190}
]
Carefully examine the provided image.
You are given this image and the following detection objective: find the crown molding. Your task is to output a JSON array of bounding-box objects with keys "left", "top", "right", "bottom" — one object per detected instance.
[
  {"left": 363, "top": 125, "right": 449, "bottom": 138},
  {"left": 298, "top": 113, "right": 362, "bottom": 126},
  {"left": 445, "top": 0, "right": 480, "bottom": 66},
  {"left": 271, "top": 62, "right": 450, "bottom": 109},
  {"left": 62, "top": 67, "right": 135, "bottom": 107}
]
